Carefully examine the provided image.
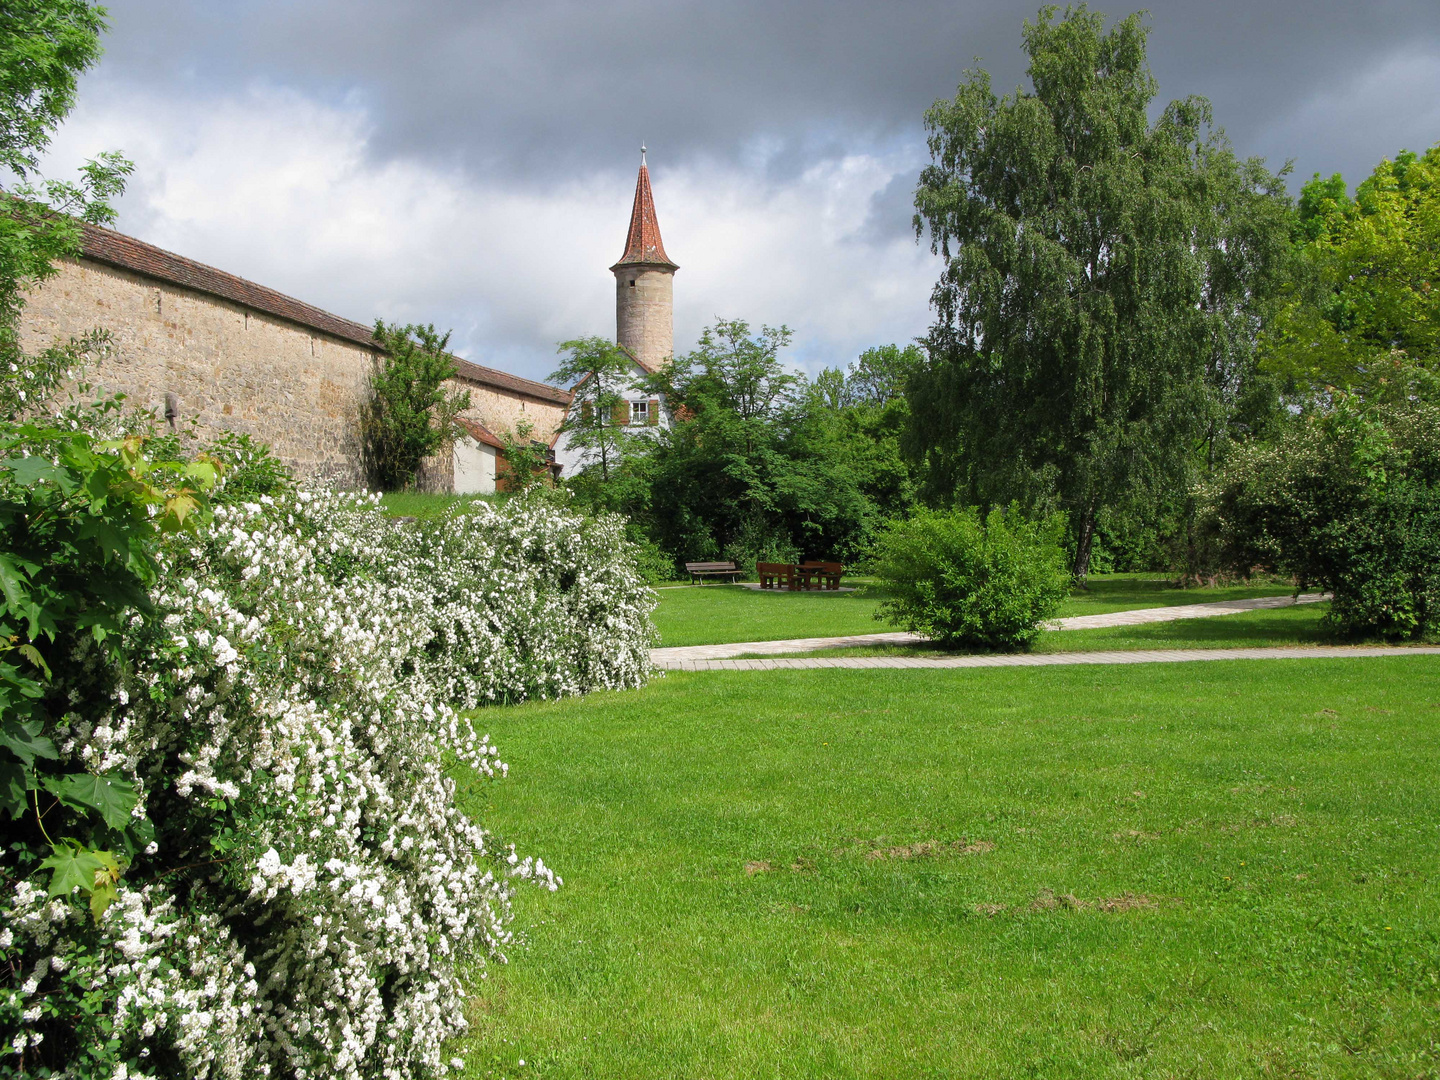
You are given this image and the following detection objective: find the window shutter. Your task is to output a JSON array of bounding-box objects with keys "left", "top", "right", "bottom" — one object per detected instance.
[
  {"left": 648, "top": 399, "right": 659, "bottom": 425},
  {"left": 614, "top": 403, "right": 629, "bottom": 426},
  {"left": 580, "top": 401, "right": 593, "bottom": 424}
]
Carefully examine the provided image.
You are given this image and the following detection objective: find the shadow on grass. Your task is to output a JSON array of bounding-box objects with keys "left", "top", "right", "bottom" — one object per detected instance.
[
  {"left": 737, "top": 605, "right": 1348, "bottom": 660},
  {"left": 1036, "top": 607, "right": 1338, "bottom": 653}
]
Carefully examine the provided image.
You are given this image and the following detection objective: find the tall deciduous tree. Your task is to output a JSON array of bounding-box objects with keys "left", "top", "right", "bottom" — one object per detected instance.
[
  {"left": 550, "top": 336, "right": 637, "bottom": 484},
  {"left": 908, "top": 5, "right": 1291, "bottom": 577},
  {"left": 638, "top": 319, "right": 798, "bottom": 562},
  {"left": 0, "top": 0, "right": 105, "bottom": 179},
  {"left": 361, "top": 322, "right": 470, "bottom": 491}
]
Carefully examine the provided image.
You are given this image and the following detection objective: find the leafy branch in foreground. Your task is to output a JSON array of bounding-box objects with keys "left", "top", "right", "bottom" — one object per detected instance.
[{"left": 0, "top": 425, "right": 220, "bottom": 927}]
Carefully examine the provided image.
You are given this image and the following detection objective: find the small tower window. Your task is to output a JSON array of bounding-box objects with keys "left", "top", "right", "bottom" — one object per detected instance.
[{"left": 629, "top": 278, "right": 636, "bottom": 287}]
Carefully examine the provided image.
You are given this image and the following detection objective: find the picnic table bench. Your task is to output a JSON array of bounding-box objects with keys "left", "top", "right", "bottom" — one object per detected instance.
[
  {"left": 798, "top": 561, "right": 844, "bottom": 591},
  {"left": 756, "top": 562, "right": 795, "bottom": 590},
  {"left": 757, "top": 561, "right": 844, "bottom": 591},
  {"left": 685, "top": 560, "right": 742, "bottom": 585}
]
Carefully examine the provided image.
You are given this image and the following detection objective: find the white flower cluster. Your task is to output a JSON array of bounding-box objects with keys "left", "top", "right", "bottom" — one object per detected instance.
[{"left": 3, "top": 490, "right": 656, "bottom": 1079}]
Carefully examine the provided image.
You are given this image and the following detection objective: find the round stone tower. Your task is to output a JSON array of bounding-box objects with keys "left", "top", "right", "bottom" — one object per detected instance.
[{"left": 611, "top": 147, "right": 678, "bottom": 371}]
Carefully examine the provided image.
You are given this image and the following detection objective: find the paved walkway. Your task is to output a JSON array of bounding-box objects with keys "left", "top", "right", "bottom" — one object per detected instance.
[
  {"left": 651, "top": 592, "right": 1330, "bottom": 665},
  {"left": 659, "top": 645, "right": 1440, "bottom": 672}
]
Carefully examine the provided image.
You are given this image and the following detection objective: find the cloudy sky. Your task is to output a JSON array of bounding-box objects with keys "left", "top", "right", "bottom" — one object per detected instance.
[{"left": 37, "top": 0, "right": 1440, "bottom": 382}]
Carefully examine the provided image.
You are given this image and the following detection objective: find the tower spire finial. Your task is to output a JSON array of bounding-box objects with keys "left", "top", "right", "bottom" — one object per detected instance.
[{"left": 612, "top": 147, "right": 676, "bottom": 270}]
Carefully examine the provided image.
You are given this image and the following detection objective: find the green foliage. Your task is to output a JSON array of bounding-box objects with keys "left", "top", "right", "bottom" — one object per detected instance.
[
  {"left": 208, "top": 430, "right": 295, "bottom": 504},
  {"left": 908, "top": 5, "right": 1292, "bottom": 578},
  {"left": 871, "top": 505, "right": 1070, "bottom": 648},
  {"left": 0, "top": 1, "right": 130, "bottom": 366},
  {"left": 612, "top": 324, "right": 916, "bottom": 569},
  {"left": 1209, "top": 398, "right": 1440, "bottom": 639},
  {"left": 498, "top": 417, "right": 553, "bottom": 493},
  {"left": 0, "top": 425, "right": 212, "bottom": 946},
  {"left": 815, "top": 343, "right": 923, "bottom": 408},
  {"left": 621, "top": 529, "right": 673, "bottom": 585},
  {"left": 550, "top": 336, "right": 639, "bottom": 483},
  {"left": 0, "top": 0, "right": 106, "bottom": 178},
  {"left": 0, "top": 1, "right": 159, "bottom": 944},
  {"left": 1264, "top": 145, "right": 1440, "bottom": 403},
  {"left": 598, "top": 319, "right": 796, "bottom": 564},
  {"left": 361, "top": 321, "right": 471, "bottom": 491}
]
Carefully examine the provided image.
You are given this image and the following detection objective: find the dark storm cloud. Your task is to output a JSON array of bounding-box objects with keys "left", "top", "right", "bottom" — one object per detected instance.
[{"left": 92, "top": 0, "right": 1440, "bottom": 199}]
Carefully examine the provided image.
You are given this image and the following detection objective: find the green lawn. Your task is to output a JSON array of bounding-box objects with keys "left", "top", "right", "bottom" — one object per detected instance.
[
  {"left": 653, "top": 574, "right": 1301, "bottom": 648},
  {"left": 379, "top": 491, "right": 503, "bottom": 518},
  {"left": 456, "top": 657, "right": 1440, "bottom": 1078}
]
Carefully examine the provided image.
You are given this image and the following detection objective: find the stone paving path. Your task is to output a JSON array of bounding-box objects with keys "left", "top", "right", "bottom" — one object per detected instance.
[
  {"left": 651, "top": 592, "right": 1330, "bottom": 665},
  {"left": 659, "top": 644, "right": 1440, "bottom": 673}
]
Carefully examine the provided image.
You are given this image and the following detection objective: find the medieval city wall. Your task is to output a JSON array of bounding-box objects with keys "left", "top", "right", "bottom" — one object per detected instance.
[
  {"left": 20, "top": 257, "right": 375, "bottom": 485},
  {"left": 19, "top": 257, "right": 569, "bottom": 488},
  {"left": 458, "top": 385, "right": 564, "bottom": 444}
]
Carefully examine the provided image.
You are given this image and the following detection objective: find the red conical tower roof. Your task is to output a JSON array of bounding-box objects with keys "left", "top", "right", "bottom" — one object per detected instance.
[{"left": 611, "top": 149, "right": 678, "bottom": 271}]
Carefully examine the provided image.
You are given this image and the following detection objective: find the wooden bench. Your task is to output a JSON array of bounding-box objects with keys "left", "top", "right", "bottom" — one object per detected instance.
[
  {"left": 756, "top": 562, "right": 795, "bottom": 590},
  {"left": 685, "top": 560, "right": 742, "bottom": 585},
  {"left": 798, "top": 561, "right": 844, "bottom": 591}
]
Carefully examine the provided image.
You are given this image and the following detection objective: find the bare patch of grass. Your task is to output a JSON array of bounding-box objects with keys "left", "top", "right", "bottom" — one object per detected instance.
[
  {"left": 864, "top": 838, "right": 994, "bottom": 861},
  {"left": 1030, "top": 888, "right": 1171, "bottom": 912}
]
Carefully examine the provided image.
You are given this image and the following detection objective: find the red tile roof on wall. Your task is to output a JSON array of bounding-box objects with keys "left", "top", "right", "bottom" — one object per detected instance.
[
  {"left": 77, "top": 221, "right": 571, "bottom": 407},
  {"left": 456, "top": 417, "right": 507, "bottom": 450},
  {"left": 610, "top": 158, "right": 677, "bottom": 271}
]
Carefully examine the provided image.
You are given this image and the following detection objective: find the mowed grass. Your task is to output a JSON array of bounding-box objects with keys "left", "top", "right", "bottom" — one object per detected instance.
[
  {"left": 455, "top": 658, "right": 1440, "bottom": 1078},
  {"left": 379, "top": 491, "right": 503, "bottom": 518},
  {"left": 653, "top": 573, "right": 1301, "bottom": 648}
]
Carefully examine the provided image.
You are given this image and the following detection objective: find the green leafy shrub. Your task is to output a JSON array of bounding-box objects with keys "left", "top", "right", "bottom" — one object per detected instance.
[
  {"left": 360, "top": 321, "right": 471, "bottom": 491},
  {"left": 720, "top": 514, "right": 799, "bottom": 579},
  {"left": 872, "top": 506, "right": 1070, "bottom": 648},
  {"left": 627, "top": 529, "right": 677, "bottom": 584},
  {"left": 1209, "top": 398, "right": 1440, "bottom": 639},
  {"left": 209, "top": 430, "right": 295, "bottom": 503}
]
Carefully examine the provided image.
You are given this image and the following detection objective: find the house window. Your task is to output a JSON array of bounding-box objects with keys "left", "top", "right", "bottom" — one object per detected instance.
[{"left": 630, "top": 400, "right": 649, "bottom": 425}]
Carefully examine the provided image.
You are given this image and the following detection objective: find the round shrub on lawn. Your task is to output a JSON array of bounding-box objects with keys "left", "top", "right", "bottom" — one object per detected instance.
[{"left": 872, "top": 505, "right": 1070, "bottom": 648}]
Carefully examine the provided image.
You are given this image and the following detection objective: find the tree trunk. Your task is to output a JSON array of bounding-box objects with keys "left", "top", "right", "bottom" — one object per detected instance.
[{"left": 1072, "top": 506, "right": 1097, "bottom": 582}]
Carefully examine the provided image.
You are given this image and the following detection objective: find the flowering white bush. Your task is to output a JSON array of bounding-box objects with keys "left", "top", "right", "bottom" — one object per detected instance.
[{"left": 2, "top": 484, "right": 656, "bottom": 1079}]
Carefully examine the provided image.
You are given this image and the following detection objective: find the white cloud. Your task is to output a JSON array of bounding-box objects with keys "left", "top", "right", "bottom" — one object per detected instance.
[{"left": 40, "top": 78, "right": 939, "bottom": 382}]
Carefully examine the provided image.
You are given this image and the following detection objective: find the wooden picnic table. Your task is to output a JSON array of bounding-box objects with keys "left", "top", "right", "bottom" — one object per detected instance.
[
  {"left": 797, "top": 561, "right": 843, "bottom": 591},
  {"left": 757, "top": 561, "right": 843, "bottom": 591},
  {"left": 757, "top": 562, "right": 795, "bottom": 589}
]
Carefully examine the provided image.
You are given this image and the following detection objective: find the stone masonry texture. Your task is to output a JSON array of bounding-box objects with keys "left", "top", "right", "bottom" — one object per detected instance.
[
  {"left": 18, "top": 229, "right": 570, "bottom": 487},
  {"left": 614, "top": 265, "right": 674, "bottom": 372}
]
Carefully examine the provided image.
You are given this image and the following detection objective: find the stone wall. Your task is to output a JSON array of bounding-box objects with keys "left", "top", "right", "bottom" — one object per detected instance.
[
  {"left": 458, "top": 384, "right": 564, "bottom": 446},
  {"left": 19, "top": 255, "right": 570, "bottom": 488},
  {"left": 21, "top": 257, "right": 375, "bottom": 485}
]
